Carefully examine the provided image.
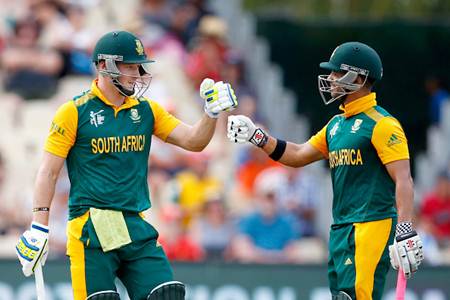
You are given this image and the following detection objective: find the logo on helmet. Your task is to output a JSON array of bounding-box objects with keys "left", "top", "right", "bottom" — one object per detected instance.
[{"left": 135, "top": 39, "right": 144, "bottom": 56}]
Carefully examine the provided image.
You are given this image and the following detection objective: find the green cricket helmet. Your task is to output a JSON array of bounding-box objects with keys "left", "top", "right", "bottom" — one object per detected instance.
[
  {"left": 93, "top": 30, "right": 154, "bottom": 97},
  {"left": 318, "top": 41, "right": 383, "bottom": 105}
]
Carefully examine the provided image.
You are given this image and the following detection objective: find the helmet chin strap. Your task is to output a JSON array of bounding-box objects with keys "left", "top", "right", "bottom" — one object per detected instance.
[{"left": 111, "top": 77, "right": 135, "bottom": 97}]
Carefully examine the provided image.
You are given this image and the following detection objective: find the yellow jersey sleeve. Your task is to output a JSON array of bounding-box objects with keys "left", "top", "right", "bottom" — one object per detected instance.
[
  {"left": 308, "top": 124, "right": 328, "bottom": 157},
  {"left": 148, "top": 100, "right": 181, "bottom": 141},
  {"left": 371, "top": 117, "right": 410, "bottom": 164},
  {"left": 44, "top": 101, "right": 78, "bottom": 158}
]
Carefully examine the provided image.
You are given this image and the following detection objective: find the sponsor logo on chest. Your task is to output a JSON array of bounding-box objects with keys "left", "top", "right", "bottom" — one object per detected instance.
[
  {"left": 329, "top": 148, "right": 363, "bottom": 169},
  {"left": 91, "top": 135, "right": 146, "bottom": 154}
]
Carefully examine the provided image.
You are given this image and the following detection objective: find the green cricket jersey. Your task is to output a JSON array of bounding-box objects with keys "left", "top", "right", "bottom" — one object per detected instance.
[
  {"left": 309, "top": 93, "right": 409, "bottom": 224},
  {"left": 45, "top": 80, "right": 180, "bottom": 219}
]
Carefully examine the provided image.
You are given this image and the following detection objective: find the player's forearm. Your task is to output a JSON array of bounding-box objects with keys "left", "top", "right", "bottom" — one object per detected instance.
[
  {"left": 184, "top": 114, "right": 217, "bottom": 151},
  {"left": 261, "top": 136, "right": 311, "bottom": 167},
  {"left": 395, "top": 176, "right": 414, "bottom": 223},
  {"left": 32, "top": 166, "right": 58, "bottom": 225}
]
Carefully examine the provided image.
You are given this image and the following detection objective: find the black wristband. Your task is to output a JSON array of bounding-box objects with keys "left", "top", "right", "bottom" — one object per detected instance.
[
  {"left": 32, "top": 207, "right": 50, "bottom": 213},
  {"left": 269, "top": 139, "right": 287, "bottom": 161}
]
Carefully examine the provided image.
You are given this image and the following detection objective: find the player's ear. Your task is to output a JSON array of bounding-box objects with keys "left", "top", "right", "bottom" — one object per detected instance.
[
  {"left": 355, "top": 75, "right": 365, "bottom": 85},
  {"left": 96, "top": 60, "right": 106, "bottom": 70}
]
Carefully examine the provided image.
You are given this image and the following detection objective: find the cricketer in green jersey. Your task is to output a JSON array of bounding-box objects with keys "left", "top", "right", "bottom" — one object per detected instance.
[
  {"left": 227, "top": 42, "right": 424, "bottom": 300},
  {"left": 15, "top": 30, "right": 237, "bottom": 300}
]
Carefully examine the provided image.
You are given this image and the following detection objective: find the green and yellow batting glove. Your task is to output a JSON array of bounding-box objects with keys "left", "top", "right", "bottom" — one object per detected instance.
[
  {"left": 200, "top": 78, "right": 238, "bottom": 118},
  {"left": 16, "top": 222, "right": 49, "bottom": 277}
]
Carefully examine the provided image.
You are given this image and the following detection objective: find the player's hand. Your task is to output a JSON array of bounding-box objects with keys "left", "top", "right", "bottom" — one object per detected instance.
[
  {"left": 389, "top": 222, "right": 424, "bottom": 279},
  {"left": 227, "top": 115, "right": 268, "bottom": 147},
  {"left": 200, "top": 78, "right": 238, "bottom": 118},
  {"left": 16, "top": 222, "right": 49, "bottom": 277}
]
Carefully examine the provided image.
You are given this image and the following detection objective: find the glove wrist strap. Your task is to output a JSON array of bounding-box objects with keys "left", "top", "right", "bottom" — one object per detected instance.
[
  {"left": 31, "top": 222, "right": 49, "bottom": 234},
  {"left": 204, "top": 106, "right": 219, "bottom": 119},
  {"left": 250, "top": 128, "right": 268, "bottom": 147},
  {"left": 396, "top": 221, "right": 413, "bottom": 236}
]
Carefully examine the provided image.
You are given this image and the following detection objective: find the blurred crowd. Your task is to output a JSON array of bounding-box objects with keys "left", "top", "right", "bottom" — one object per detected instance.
[
  {"left": 0, "top": 0, "right": 449, "bottom": 267},
  {"left": 0, "top": 0, "right": 326, "bottom": 264}
]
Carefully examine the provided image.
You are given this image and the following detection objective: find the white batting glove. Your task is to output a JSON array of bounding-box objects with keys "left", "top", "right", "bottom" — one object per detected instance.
[
  {"left": 227, "top": 115, "right": 268, "bottom": 147},
  {"left": 16, "top": 222, "right": 49, "bottom": 277},
  {"left": 200, "top": 78, "right": 238, "bottom": 118},
  {"left": 389, "top": 222, "right": 424, "bottom": 279}
]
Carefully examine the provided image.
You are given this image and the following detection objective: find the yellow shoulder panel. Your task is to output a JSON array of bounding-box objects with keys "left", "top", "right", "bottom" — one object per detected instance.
[
  {"left": 44, "top": 101, "right": 78, "bottom": 158},
  {"left": 146, "top": 99, "right": 181, "bottom": 141},
  {"left": 371, "top": 116, "right": 409, "bottom": 164},
  {"left": 308, "top": 123, "right": 329, "bottom": 157},
  {"left": 365, "top": 107, "right": 384, "bottom": 122},
  {"left": 74, "top": 92, "right": 95, "bottom": 107}
]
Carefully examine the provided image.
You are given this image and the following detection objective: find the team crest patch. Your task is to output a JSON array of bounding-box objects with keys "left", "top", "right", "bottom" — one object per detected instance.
[
  {"left": 351, "top": 119, "right": 363, "bottom": 133},
  {"left": 329, "top": 123, "right": 339, "bottom": 138},
  {"left": 130, "top": 108, "right": 141, "bottom": 123},
  {"left": 135, "top": 39, "right": 144, "bottom": 55}
]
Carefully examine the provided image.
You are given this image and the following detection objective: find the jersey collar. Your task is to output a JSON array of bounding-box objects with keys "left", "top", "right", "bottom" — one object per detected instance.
[
  {"left": 91, "top": 80, "right": 140, "bottom": 113},
  {"left": 339, "top": 92, "right": 377, "bottom": 118}
]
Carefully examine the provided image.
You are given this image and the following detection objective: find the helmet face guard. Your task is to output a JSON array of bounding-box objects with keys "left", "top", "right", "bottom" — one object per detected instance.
[
  {"left": 318, "top": 64, "right": 369, "bottom": 105},
  {"left": 97, "top": 54, "right": 152, "bottom": 98}
]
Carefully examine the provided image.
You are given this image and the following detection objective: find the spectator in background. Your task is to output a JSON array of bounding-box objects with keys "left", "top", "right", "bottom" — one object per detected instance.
[
  {"left": 249, "top": 165, "right": 319, "bottom": 237},
  {"left": 62, "top": 4, "right": 96, "bottom": 75},
  {"left": 220, "top": 52, "right": 265, "bottom": 126},
  {"left": 158, "top": 203, "right": 204, "bottom": 262},
  {"left": 185, "top": 15, "right": 229, "bottom": 87},
  {"left": 174, "top": 152, "right": 222, "bottom": 224},
  {"left": 32, "top": 0, "right": 72, "bottom": 51},
  {"left": 169, "top": 0, "right": 210, "bottom": 46},
  {"left": 420, "top": 170, "right": 450, "bottom": 244},
  {"left": 236, "top": 145, "right": 279, "bottom": 197},
  {"left": 0, "top": 18, "right": 63, "bottom": 99},
  {"left": 230, "top": 173, "right": 300, "bottom": 264},
  {"left": 0, "top": 150, "right": 29, "bottom": 237},
  {"left": 276, "top": 167, "right": 319, "bottom": 237},
  {"left": 140, "top": 0, "right": 173, "bottom": 31},
  {"left": 0, "top": 151, "right": 7, "bottom": 235},
  {"left": 31, "top": 0, "right": 95, "bottom": 76},
  {"left": 221, "top": 51, "right": 252, "bottom": 98},
  {"left": 415, "top": 211, "right": 444, "bottom": 265},
  {"left": 425, "top": 76, "right": 450, "bottom": 126},
  {"left": 191, "top": 194, "right": 235, "bottom": 261}
]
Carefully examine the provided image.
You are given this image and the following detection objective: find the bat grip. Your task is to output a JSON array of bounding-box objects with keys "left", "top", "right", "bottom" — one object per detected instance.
[
  {"left": 395, "top": 269, "right": 407, "bottom": 300},
  {"left": 35, "top": 263, "right": 46, "bottom": 300}
]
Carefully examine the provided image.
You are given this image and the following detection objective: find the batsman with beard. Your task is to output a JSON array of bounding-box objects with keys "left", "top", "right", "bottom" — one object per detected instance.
[{"left": 227, "top": 42, "right": 424, "bottom": 300}]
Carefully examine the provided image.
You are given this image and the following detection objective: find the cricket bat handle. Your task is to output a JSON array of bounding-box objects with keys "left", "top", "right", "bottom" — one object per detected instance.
[
  {"left": 395, "top": 269, "right": 407, "bottom": 300},
  {"left": 35, "top": 263, "right": 46, "bottom": 300}
]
